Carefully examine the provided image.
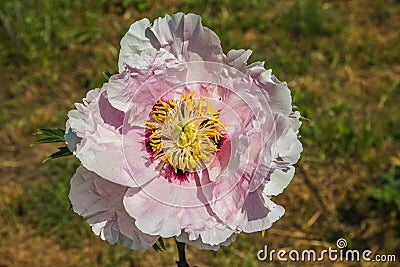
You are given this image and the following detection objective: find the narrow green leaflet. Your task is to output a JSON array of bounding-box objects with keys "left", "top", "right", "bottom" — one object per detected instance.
[
  {"left": 30, "top": 128, "right": 66, "bottom": 146},
  {"left": 158, "top": 237, "right": 166, "bottom": 250},
  {"left": 152, "top": 237, "right": 166, "bottom": 252},
  {"left": 32, "top": 128, "right": 65, "bottom": 137},
  {"left": 30, "top": 136, "right": 65, "bottom": 145},
  {"left": 31, "top": 128, "right": 73, "bottom": 162},
  {"left": 42, "top": 146, "right": 72, "bottom": 163}
]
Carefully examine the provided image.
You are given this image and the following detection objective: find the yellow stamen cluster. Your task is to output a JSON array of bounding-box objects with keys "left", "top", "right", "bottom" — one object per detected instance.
[
  {"left": 150, "top": 98, "right": 176, "bottom": 123},
  {"left": 146, "top": 92, "right": 226, "bottom": 174},
  {"left": 148, "top": 130, "right": 163, "bottom": 156}
]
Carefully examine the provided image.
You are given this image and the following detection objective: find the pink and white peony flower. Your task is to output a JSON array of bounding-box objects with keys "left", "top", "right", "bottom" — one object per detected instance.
[{"left": 65, "top": 12, "right": 302, "bottom": 251}]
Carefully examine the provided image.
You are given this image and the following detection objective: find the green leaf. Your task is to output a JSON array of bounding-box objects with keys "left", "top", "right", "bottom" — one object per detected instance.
[
  {"left": 31, "top": 128, "right": 74, "bottom": 162},
  {"left": 30, "top": 128, "right": 66, "bottom": 146},
  {"left": 103, "top": 70, "right": 112, "bottom": 81},
  {"left": 152, "top": 237, "right": 166, "bottom": 252},
  {"left": 158, "top": 237, "right": 166, "bottom": 250},
  {"left": 42, "top": 146, "right": 73, "bottom": 163},
  {"left": 30, "top": 136, "right": 65, "bottom": 146},
  {"left": 152, "top": 243, "right": 162, "bottom": 252},
  {"left": 32, "top": 128, "right": 65, "bottom": 137}
]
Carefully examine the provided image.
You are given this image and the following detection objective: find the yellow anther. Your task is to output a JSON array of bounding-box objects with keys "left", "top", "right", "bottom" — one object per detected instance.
[
  {"left": 146, "top": 121, "right": 158, "bottom": 129},
  {"left": 151, "top": 98, "right": 173, "bottom": 123},
  {"left": 148, "top": 130, "right": 163, "bottom": 156},
  {"left": 181, "top": 91, "right": 196, "bottom": 102}
]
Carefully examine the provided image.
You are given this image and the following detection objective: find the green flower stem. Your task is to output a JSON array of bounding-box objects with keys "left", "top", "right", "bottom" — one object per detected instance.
[{"left": 175, "top": 240, "right": 190, "bottom": 267}]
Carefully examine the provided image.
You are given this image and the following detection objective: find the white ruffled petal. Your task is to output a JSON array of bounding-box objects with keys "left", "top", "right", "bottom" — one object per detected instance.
[
  {"left": 118, "top": 18, "right": 154, "bottom": 72},
  {"left": 263, "top": 166, "right": 295, "bottom": 196},
  {"left": 224, "top": 49, "right": 252, "bottom": 73}
]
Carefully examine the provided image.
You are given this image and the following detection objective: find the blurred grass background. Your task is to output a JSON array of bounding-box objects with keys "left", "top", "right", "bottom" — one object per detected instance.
[{"left": 0, "top": 0, "right": 399, "bottom": 266}]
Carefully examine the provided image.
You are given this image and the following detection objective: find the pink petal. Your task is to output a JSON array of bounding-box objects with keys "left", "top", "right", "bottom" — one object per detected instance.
[
  {"left": 66, "top": 88, "right": 102, "bottom": 138},
  {"left": 118, "top": 18, "right": 154, "bottom": 72},
  {"left": 247, "top": 132, "right": 275, "bottom": 192},
  {"left": 122, "top": 125, "right": 159, "bottom": 187},
  {"left": 266, "top": 75, "right": 293, "bottom": 116},
  {"left": 123, "top": 186, "right": 203, "bottom": 238},
  {"left": 240, "top": 190, "right": 285, "bottom": 233},
  {"left": 204, "top": 168, "right": 251, "bottom": 229},
  {"left": 149, "top": 13, "right": 223, "bottom": 62},
  {"left": 67, "top": 87, "right": 136, "bottom": 187},
  {"left": 176, "top": 232, "right": 237, "bottom": 251},
  {"left": 224, "top": 49, "right": 252, "bottom": 73},
  {"left": 250, "top": 71, "right": 292, "bottom": 117},
  {"left": 123, "top": 175, "right": 235, "bottom": 246},
  {"left": 105, "top": 71, "right": 135, "bottom": 113},
  {"left": 69, "top": 166, "right": 159, "bottom": 249},
  {"left": 109, "top": 49, "right": 180, "bottom": 112},
  {"left": 75, "top": 135, "right": 136, "bottom": 187}
]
